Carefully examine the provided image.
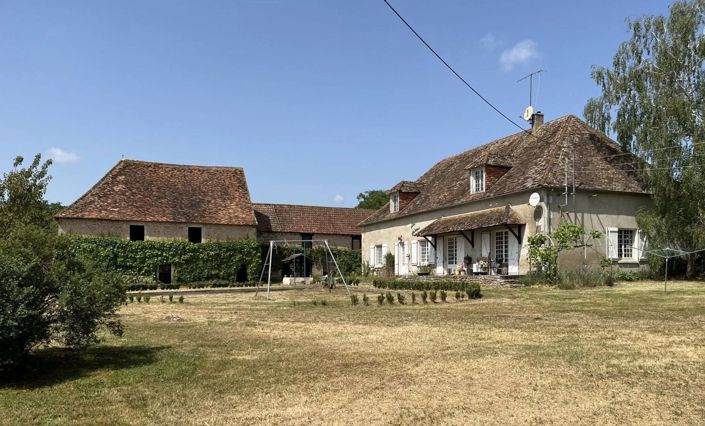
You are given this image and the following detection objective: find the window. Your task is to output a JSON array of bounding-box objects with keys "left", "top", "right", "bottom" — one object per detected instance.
[
  {"left": 129, "top": 225, "right": 144, "bottom": 241},
  {"left": 446, "top": 236, "right": 458, "bottom": 266},
  {"left": 352, "top": 236, "right": 361, "bottom": 250},
  {"left": 419, "top": 240, "right": 429, "bottom": 265},
  {"left": 301, "top": 233, "right": 313, "bottom": 250},
  {"left": 375, "top": 245, "right": 384, "bottom": 267},
  {"left": 390, "top": 193, "right": 400, "bottom": 212},
  {"left": 401, "top": 242, "right": 408, "bottom": 265},
  {"left": 470, "top": 167, "right": 485, "bottom": 194},
  {"left": 495, "top": 231, "right": 509, "bottom": 263},
  {"left": 188, "top": 227, "right": 202, "bottom": 243},
  {"left": 618, "top": 229, "right": 635, "bottom": 259}
]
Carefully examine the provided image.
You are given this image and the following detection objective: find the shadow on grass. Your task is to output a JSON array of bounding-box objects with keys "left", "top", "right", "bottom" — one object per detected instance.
[{"left": 0, "top": 345, "right": 169, "bottom": 389}]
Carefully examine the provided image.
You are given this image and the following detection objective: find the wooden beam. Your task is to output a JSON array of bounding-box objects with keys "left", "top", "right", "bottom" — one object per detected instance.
[
  {"left": 423, "top": 236, "right": 436, "bottom": 250},
  {"left": 459, "top": 230, "right": 474, "bottom": 248},
  {"left": 505, "top": 224, "right": 521, "bottom": 243}
]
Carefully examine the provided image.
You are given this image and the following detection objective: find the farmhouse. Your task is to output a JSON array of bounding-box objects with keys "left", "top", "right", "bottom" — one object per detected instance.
[
  {"left": 57, "top": 160, "right": 372, "bottom": 248},
  {"left": 360, "top": 113, "right": 652, "bottom": 276}
]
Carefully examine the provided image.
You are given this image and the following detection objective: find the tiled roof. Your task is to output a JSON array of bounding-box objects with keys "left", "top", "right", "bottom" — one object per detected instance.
[
  {"left": 253, "top": 203, "right": 375, "bottom": 236},
  {"left": 388, "top": 181, "right": 422, "bottom": 193},
  {"left": 415, "top": 206, "right": 524, "bottom": 236},
  {"left": 57, "top": 160, "right": 258, "bottom": 226},
  {"left": 361, "top": 115, "right": 649, "bottom": 226}
]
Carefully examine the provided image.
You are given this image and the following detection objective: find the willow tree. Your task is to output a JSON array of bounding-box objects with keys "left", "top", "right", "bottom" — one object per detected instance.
[{"left": 585, "top": 0, "right": 705, "bottom": 276}]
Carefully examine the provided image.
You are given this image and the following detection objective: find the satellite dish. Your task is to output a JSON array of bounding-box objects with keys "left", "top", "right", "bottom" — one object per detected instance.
[
  {"left": 529, "top": 192, "right": 541, "bottom": 207},
  {"left": 523, "top": 106, "right": 534, "bottom": 121}
]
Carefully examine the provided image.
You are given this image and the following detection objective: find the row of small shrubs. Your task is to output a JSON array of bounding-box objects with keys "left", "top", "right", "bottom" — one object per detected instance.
[
  {"left": 126, "top": 281, "right": 261, "bottom": 291},
  {"left": 350, "top": 289, "right": 481, "bottom": 306},
  {"left": 520, "top": 269, "right": 649, "bottom": 289},
  {"left": 127, "top": 294, "right": 184, "bottom": 303},
  {"left": 372, "top": 279, "right": 481, "bottom": 297}
]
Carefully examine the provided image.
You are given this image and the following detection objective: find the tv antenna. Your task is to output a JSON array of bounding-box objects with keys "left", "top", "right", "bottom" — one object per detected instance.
[{"left": 517, "top": 69, "right": 546, "bottom": 109}]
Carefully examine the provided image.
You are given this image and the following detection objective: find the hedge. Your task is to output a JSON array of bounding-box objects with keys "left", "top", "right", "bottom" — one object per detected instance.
[
  {"left": 65, "top": 237, "right": 262, "bottom": 284},
  {"left": 372, "top": 279, "right": 482, "bottom": 298}
]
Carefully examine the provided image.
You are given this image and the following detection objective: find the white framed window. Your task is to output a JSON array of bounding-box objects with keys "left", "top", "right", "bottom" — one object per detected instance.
[
  {"left": 607, "top": 228, "right": 641, "bottom": 261},
  {"left": 446, "top": 236, "right": 458, "bottom": 266},
  {"left": 390, "top": 193, "right": 400, "bottom": 212},
  {"left": 618, "top": 229, "right": 635, "bottom": 259},
  {"left": 495, "top": 230, "right": 509, "bottom": 263},
  {"left": 470, "top": 167, "right": 485, "bottom": 194},
  {"left": 419, "top": 240, "right": 429, "bottom": 265},
  {"left": 375, "top": 245, "right": 384, "bottom": 266},
  {"left": 401, "top": 242, "right": 408, "bottom": 265}
]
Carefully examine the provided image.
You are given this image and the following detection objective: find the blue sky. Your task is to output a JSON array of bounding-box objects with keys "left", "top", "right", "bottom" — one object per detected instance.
[{"left": 1, "top": 0, "right": 669, "bottom": 207}]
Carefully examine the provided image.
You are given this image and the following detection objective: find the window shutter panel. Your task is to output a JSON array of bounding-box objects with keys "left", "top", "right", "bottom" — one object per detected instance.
[
  {"left": 369, "top": 246, "right": 375, "bottom": 267},
  {"left": 637, "top": 230, "right": 648, "bottom": 260},
  {"left": 607, "top": 228, "right": 618, "bottom": 260},
  {"left": 426, "top": 241, "right": 436, "bottom": 264},
  {"left": 411, "top": 240, "right": 418, "bottom": 265},
  {"left": 381, "top": 244, "right": 387, "bottom": 264}
]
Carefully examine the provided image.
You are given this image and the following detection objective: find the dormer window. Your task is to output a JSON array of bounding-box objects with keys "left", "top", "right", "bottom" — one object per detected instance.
[
  {"left": 470, "top": 167, "right": 485, "bottom": 194},
  {"left": 390, "top": 192, "right": 400, "bottom": 212}
]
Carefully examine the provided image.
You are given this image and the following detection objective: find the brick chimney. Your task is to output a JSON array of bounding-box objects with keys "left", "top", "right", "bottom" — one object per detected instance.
[{"left": 532, "top": 112, "right": 544, "bottom": 131}]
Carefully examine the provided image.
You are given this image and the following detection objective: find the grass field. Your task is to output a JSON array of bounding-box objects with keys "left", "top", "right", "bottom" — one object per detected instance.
[{"left": 2, "top": 282, "right": 705, "bottom": 425}]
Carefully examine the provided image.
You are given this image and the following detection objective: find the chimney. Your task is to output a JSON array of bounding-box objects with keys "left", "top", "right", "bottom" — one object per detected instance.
[{"left": 532, "top": 112, "right": 544, "bottom": 131}]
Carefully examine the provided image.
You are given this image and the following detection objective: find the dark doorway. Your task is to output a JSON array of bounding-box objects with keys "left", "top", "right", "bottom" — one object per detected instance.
[
  {"left": 130, "top": 225, "right": 145, "bottom": 241},
  {"left": 236, "top": 264, "right": 248, "bottom": 283},
  {"left": 158, "top": 264, "right": 172, "bottom": 284},
  {"left": 188, "top": 227, "right": 202, "bottom": 243},
  {"left": 352, "top": 236, "right": 361, "bottom": 250}
]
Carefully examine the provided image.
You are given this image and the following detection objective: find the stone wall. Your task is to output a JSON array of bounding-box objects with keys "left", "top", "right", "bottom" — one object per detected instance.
[{"left": 57, "top": 218, "right": 257, "bottom": 241}]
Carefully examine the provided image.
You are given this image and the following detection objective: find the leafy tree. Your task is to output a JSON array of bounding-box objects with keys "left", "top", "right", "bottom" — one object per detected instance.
[
  {"left": 0, "top": 155, "right": 125, "bottom": 371},
  {"left": 356, "top": 190, "right": 388, "bottom": 210},
  {"left": 584, "top": 0, "right": 705, "bottom": 277},
  {"left": 528, "top": 223, "right": 602, "bottom": 283}
]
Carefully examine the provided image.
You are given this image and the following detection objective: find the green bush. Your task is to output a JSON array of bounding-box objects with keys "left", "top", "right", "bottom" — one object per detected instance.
[
  {"left": 168, "top": 294, "right": 174, "bottom": 303},
  {"left": 362, "top": 293, "right": 369, "bottom": 306},
  {"left": 66, "top": 237, "right": 262, "bottom": 284},
  {"left": 144, "top": 295, "right": 150, "bottom": 303},
  {"left": 377, "top": 294, "right": 384, "bottom": 306},
  {"left": 455, "top": 291, "right": 461, "bottom": 301},
  {"left": 350, "top": 294, "right": 359, "bottom": 306},
  {"left": 429, "top": 290, "right": 437, "bottom": 303},
  {"left": 178, "top": 295, "right": 184, "bottom": 304},
  {"left": 421, "top": 291, "right": 428, "bottom": 304},
  {"left": 397, "top": 293, "right": 406, "bottom": 305},
  {"left": 411, "top": 292, "right": 417, "bottom": 304},
  {"left": 385, "top": 292, "right": 394, "bottom": 305},
  {"left": 465, "top": 285, "right": 482, "bottom": 299},
  {"left": 440, "top": 290, "right": 447, "bottom": 302}
]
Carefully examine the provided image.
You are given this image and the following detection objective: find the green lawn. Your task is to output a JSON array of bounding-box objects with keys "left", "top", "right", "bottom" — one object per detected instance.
[{"left": 2, "top": 282, "right": 705, "bottom": 425}]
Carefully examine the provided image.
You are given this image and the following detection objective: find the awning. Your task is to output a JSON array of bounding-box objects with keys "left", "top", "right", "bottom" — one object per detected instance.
[{"left": 414, "top": 205, "right": 524, "bottom": 237}]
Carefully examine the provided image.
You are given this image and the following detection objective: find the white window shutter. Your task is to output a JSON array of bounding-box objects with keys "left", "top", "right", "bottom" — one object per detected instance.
[
  {"left": 369, "top": 246, "right": 375, "bottom": 267},
  {"left": 607, "top": 228, "right": 618, "bottom": 260},
  {"left": 637, "top": 230, "right": 648, "bottom": 260},
  {"left": 393, "top": 243, "right": 399, "bottom": 275},
  {"left": 381, "top": 244, "right": 387, "bottom": 262},
  {"left": 428, "top": 239, "right": 435, "bottom": 265},
  {"left": 411, "top": 240, "right": 418, "bottom": 265}
]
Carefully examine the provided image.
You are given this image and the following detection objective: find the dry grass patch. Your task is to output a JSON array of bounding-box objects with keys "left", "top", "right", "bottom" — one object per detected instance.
[{"left": 2, "top": 281, "right": 705, "bottom": 425}]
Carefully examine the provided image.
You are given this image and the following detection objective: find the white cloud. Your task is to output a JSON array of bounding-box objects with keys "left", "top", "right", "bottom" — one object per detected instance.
[
  {"left": 480, "top": 33, "right": 499, "bottom": 51},
  {"left": 499, "top": 39, "right": 539, "bottom": 71},
  {"left": 46, "top": 147, "right": 80, "bottom": 163},
  {"left": 333, "top": 194, "right": 344, "bottom": 204}
]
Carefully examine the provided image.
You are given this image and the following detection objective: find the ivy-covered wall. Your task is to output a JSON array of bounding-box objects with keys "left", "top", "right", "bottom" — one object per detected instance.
[{"left": 65, "top": 237, "right": 262, "bottom": 283}]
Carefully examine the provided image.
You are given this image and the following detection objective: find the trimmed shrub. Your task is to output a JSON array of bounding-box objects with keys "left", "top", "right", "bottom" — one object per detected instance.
[
  {"left": 350, "top": 294, "right": 359, "bottom": 306},
  {"left": 144, "top": 295, "right": 150, "bottom": 303},
  {"left": 397, "top": 293, "right": 406, "bottom": 305},
  {"left": 429, "top": 290, "right": 437, "bottom": 303},
  {"left": 385, "top": 292, "right": 394, "bottom": 305},
  {"left": 178, "top": 295, "right": 184, "bottom": 304},
  {"left": 465, "top": 283, "right": 482, "bottom": 299},
  {"left": 455, "top": 291, "right": 461, "bottom": 301},
  {"left": 372, "top": 279, "right": 483, "bottom": 297},
  {"left": 362, "top": 293, "right": 369, "bottom": 306},
  {"left": 440, "top": 290, "right": 447, "bottom": 302},
  {"left": 421, "top": 291, "right": 428, "bottom": 304},
  {"left": 411, "top": 292, "right": 417, "bottom": 304},
  {"left": 377, "top": 294, "right": 384, "bottom": 305}
]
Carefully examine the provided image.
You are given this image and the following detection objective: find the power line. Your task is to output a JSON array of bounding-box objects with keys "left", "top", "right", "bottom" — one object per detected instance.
[{"left": 382, "top": 0, "right": 527, "bottom": 133}]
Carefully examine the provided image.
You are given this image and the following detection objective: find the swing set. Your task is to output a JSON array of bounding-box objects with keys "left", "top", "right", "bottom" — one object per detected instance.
[{"left": 257, "top": 239, "right": 351, "bottom": 300}]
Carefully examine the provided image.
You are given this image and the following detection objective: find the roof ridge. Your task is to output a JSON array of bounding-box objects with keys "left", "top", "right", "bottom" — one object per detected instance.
[
  {"left": 253, "top": 202, "right": 374, "bottom": 211},
  {"left": 120, "top": 159, "right": 245, "bottom": 170}
]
